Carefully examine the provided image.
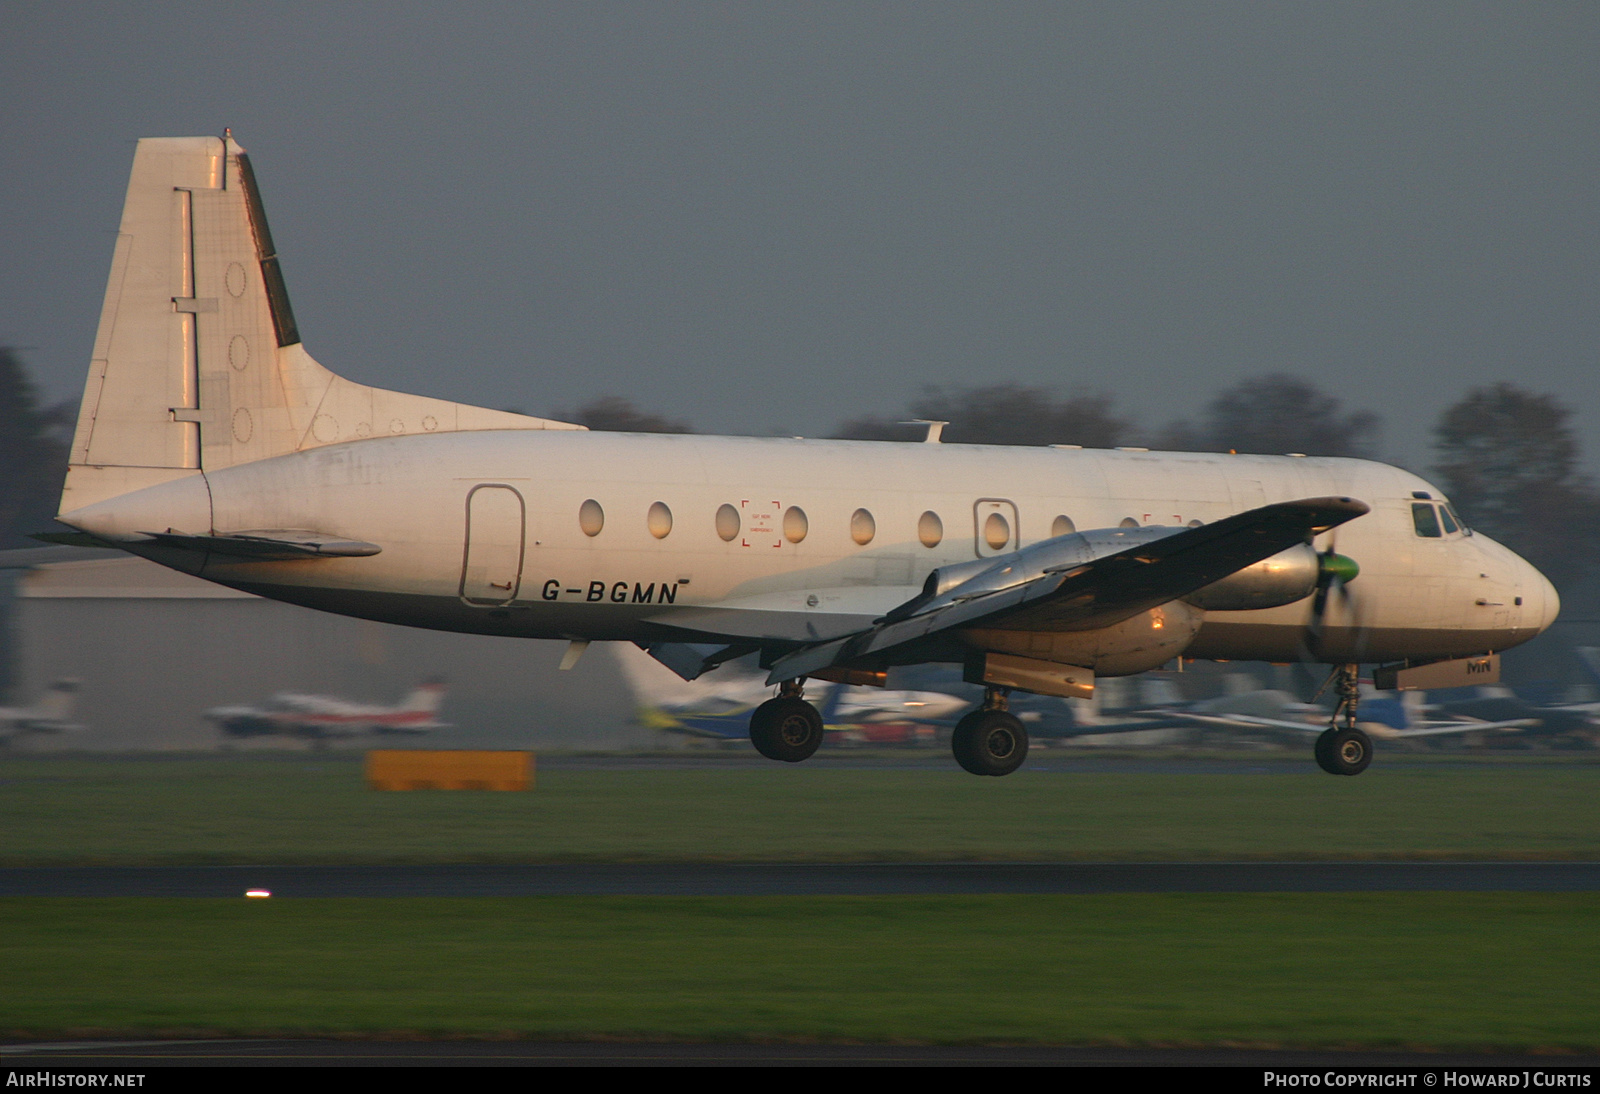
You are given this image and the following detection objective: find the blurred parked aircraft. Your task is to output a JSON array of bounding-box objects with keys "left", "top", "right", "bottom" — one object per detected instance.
[
  {"left": 611, "top": 644, "right": 965, "bottom": 745},
  {"left": 1153, "top": 680, "right": 1539, "bottom": 742},
  {"left": 1001, "top": 671, "right": 1549, "bottom": 746},
  {"left": 205, "top": 680, "right": 449, "bottom": 743},
  {"left": 0, "top": 680, "right": 84, "bottom": 743}
]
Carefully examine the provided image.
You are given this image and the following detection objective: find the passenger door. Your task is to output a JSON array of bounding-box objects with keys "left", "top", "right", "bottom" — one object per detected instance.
[{"left": 460, "top": 484, "right": 526, "bottom": 606}]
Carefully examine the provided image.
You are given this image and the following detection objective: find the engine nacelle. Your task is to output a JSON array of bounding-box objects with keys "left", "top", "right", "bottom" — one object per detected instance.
[
  {"left": 1182, "top": 542, "right": 1320, "bottom": 611},
  {"left": 965, "top": 599, "right": 1205, "bottom": 679}
]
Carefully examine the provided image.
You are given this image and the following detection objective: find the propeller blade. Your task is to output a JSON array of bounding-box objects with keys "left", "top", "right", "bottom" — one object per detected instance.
[{"left": 1301, "top": 535, "right": 1360, "bottom": 664}]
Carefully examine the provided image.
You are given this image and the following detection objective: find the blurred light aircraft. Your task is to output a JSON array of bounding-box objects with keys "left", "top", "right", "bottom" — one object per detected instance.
[
  {"left": 0, "top": 680, "right": 84, "bottom": 743},
  {"left": 205, "top": 680, "right": 449, "bottom": 742},
  {"left": 48, "top": 135, "right": 1561, "bottom": 779}
]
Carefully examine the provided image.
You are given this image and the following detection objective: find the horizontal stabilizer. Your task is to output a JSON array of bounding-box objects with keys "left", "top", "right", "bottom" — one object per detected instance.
[
  {"left": 32, "top": 531, "right": 112, "bottom": 548},
  {"left": 0, "top": 543, "right": 126, "bottom": 569},
  {"left": 143, "top": 530, "right": 381, "bottom": 560}
]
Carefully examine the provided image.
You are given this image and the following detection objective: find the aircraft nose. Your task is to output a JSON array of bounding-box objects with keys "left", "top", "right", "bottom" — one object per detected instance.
[{"left": 1530, "top": 564, "right": 1561, "bottom": 635}]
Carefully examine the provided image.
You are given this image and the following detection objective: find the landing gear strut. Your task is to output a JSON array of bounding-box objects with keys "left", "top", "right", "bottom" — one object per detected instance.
[
  {"left": 749, "top": 678, "right": 825, "bottom": 763},
  {"left": 951, "top": 686, "right": 1029, "bottom": 777},
  {"left": 1314, "top": 663, "right": 1372, "bottom": 776}
]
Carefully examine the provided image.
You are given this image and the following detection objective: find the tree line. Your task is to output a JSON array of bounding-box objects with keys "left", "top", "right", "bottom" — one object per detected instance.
[{"left": 570, "top": 373, "right": 1600, "bottom": 593}]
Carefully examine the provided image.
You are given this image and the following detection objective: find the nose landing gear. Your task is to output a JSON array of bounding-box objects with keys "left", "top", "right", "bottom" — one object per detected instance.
[
  {"left": 952, "top": 686, "right": 1029, "bottom": 777},
  {"left": 748, "top": 678, "right": 825, "bottom": 763},
  {"left": 1314, "top": 663, "right": 1372, "bottom": 776}
]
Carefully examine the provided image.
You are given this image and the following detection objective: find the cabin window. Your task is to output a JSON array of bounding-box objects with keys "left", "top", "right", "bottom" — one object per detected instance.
[
  {"left": 1187, "top": 518, "right": 1205, "bottom": 528},
  {"left": 784, "top": 506, "right": 808, "bottom": 543},
  {"left": 918, "top": 511, "right": 943, "bottom": 548},
  {"left": 1051, "top": 515, "right": 1075, "bottom": 537},
  {"left": 579, "top": 499, "right": 604, "bottom": 537},
  {"left": 1437, "top": 505, "right": 1458, "bottom": 535},
  {"left": 983, "top": 512, "right": 1011, "bottom": 551},
  {"left": 1411, "top": 502, "right": 1442, "bottom": 538},
  {"left": 850, "top": 508, "right": 876, "bottom": 546},
  {"left": 647, "top": 501, "right": 673, "bottom": 539},
  {"left": 715, "top": 504, "right": 740, "bottom": 542},
  {"left": 1119, "top": 517, "right": 1140, "bottom": 529}
]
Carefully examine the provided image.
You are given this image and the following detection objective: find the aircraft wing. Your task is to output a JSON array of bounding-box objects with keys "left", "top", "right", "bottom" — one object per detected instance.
[
  {"left": 374, "top": 721, "right": 452, "bottom": 734},
  {"left": 1156, "top": 711, "right": 1328, "bottom": 734},
  {"left": 1155, "top": 711, "right": 1536, "bottom": 739},
  {"left": 1368, "top": 718, "right": 1537, "bottom": 739},
  {"left": 768, "top": 497, "right": 1367, "bottom": 684},
  {"left": 1048, "top": 718, "right": 1204, "bottom": 737}
]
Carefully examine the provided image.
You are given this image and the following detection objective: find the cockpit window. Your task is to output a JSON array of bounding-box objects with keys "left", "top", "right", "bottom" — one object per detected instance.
[
  {"left": 1437, "top": 505, "right": 1458, "bottom": 535},
  {"left": 1411, "top": 502, "right": 1442, "bottom": 538},
  {"left": 1444, "top": 502, "right": 1469, "bottom": 534}
]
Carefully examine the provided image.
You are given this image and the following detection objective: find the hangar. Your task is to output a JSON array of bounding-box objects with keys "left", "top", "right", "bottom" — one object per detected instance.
[{"left": 6, "top": 553, "right": 639, "bottom": 750}]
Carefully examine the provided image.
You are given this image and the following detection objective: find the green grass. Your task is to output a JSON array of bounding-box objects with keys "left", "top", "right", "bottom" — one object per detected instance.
[
  {"left": 2, "top": 753, "right": 1598, "bottom": 864},
  {"left": 4, "top": 893, "right": 1598, "bottom": 1048}
]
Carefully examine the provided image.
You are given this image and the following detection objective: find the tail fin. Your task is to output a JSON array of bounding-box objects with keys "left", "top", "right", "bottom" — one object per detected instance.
[
  {"left": 62, "top": 135, "right": 581, "bottom": 514},
  {"left": 1577, "top": 647, "right": 1600, "bottom": 687},
  {"left": 400, "top": 679, "right": 448, "bottom": 715},
  {"left": 37, "top": 680, "right": 79, "bottom": 721},
  {"left": 814, "top": 680, "right": 846, "bottom": 724}
]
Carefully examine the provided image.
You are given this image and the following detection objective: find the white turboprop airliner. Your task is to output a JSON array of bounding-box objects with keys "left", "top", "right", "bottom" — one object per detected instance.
[{"left": 51, "top": 136, "right": 1559, "bottom": 777}]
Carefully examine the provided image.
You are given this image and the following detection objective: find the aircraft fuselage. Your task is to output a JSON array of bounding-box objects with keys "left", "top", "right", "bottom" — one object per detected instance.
[{"left": 65, "top": 429, "right": 1556, "bottom": 672}]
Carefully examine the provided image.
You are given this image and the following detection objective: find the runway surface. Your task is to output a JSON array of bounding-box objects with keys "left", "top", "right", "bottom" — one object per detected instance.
[
  {"left": 6, "top": 1038, "right": 1600, "bottom": 1067},
  {"left": 4, "top": 861, "right": 1598, "bottom": 897}
]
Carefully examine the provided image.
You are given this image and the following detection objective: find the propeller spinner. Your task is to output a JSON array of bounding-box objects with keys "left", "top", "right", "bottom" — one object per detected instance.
[{"left": 1303, "top": 538, "right": 1360, "bottom": 663}]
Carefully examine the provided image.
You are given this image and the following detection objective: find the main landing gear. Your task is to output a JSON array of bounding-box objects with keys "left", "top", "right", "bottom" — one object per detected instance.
[
  {"left": 1314, "top": 663, "right": 1372, "bottom": 776},
  {"left": 748, "top": 679, "right": 825, "bottom": 763},
  {"left": 951, "top": 686, "right": 1029, "bottom": 777}
]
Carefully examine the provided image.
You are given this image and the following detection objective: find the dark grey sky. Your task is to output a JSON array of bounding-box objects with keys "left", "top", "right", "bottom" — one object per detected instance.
[{"left": 4, "top": 3, "right": 1597, "bottom": 477}]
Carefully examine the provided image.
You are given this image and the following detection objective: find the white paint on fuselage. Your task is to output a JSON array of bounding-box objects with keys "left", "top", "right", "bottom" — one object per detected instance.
[{"left": 63, "top": 430, "right": 1557, "bottom": 666}]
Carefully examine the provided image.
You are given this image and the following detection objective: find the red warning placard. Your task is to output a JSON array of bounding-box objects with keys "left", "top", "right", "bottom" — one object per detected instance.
[{"left": 742, "top": 499, "right": 782, "bottom": 548}]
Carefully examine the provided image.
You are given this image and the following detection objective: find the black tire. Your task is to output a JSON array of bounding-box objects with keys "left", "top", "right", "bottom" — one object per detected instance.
[
  {"left": 1314, "top": 728, "right": 1337, "bottom": 772},
  {"left": 748, "top": 696, "right": 825, "bottom": 763},
  {"left": 1317, "top": 727, "right": 1372, "bottom": 776},
  {"left": 951, "top": 709, "right": 1029, "bottom": 777},
  {"left": 950, "top": 711, "right": 985, "bottom": 774}
]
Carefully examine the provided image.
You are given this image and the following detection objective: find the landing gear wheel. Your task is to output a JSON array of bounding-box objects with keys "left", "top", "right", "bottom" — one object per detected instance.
[
  {"left": 748, "top": 696, "right": 825, "bottom": 763},
  {"left": 951, "top": 710, "right": 1029, "bottom": 777},
  {"left": 1315, "top": 727, "right": 1372, "bottom": 776},
  {"left": 1314, "top": 727, "right": 1335, "bottom": 770}
]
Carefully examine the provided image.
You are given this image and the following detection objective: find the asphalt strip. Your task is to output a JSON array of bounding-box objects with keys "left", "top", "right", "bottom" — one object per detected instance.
[
  {"left": 2, "top": 861, "right": 1598, "bottom": 897},
  {"left": 4, "top": 1038, "right": 1600, "bottom": 1066}
]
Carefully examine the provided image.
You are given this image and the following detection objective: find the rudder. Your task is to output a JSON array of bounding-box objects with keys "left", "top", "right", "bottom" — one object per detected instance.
[{"left": 62, "top": 135, "right": 581, "bottom": 515}]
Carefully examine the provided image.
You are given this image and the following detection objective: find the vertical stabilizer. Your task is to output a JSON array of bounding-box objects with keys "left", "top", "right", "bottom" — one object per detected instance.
[
  {"left": 65, "top": 137, "right": 225, "bottom": 509},
  {"left": 36, "top": 680, "right": 80, "bottom": 722},
  {"left": 401, "top": 680, "right": 449, "bottom": 716},
  {"left": 62, "top": 136, "right": 582, "bottom": 516}
]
